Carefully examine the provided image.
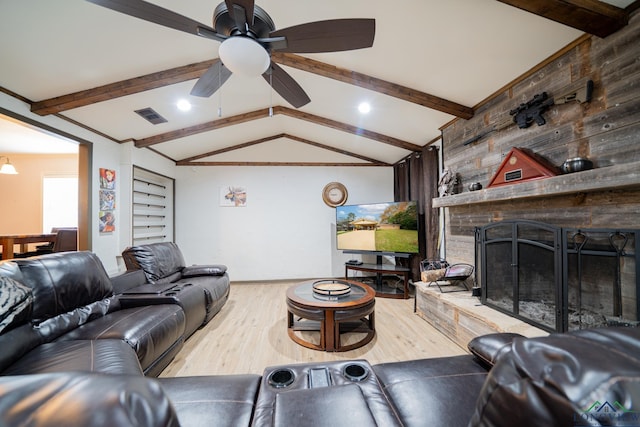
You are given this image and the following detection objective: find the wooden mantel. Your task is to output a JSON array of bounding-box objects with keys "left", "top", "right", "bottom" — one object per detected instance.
[{"left": 433, "top": 160, "right": 640, "bottom": 208}]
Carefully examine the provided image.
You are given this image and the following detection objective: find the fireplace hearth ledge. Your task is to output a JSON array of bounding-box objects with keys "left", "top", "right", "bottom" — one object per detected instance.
[
  {"left": 432, "top": 160, "right": 640, "bottom": 208},
  {"left": 414, "top": 282, "right": 547, "bottom": 349}
]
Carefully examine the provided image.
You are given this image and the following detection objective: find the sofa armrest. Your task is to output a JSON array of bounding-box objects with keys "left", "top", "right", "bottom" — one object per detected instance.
[
  {"left": 120, "top": 282, "right": 177, "bottom": 295},
  {"left": 469, "top": 327, "right": 640, "bottom": 427},
  {"left": 110, "top": 269, "right": 147, "bottom": 295},
  {"left": 274, "top": 384, "right": 378, "bottom": 427},
  {"left": 467, "top": 332, "right": 524, "bottom": 368},
  {"left": 181, "top": 264, "right": 227, "bottom": 278}
]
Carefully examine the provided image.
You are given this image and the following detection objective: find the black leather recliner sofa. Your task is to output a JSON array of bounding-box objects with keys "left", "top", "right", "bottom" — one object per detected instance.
[
  {"left": 2, "top": 250, "right": 639, "bottom": 426},
  {"left": 119, "top": 242, "right": 230, "bottom": 337}
]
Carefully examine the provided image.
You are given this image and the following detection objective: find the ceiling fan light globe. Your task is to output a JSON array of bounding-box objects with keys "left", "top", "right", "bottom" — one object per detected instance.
[{"left": 218, "top": 37, "right": 270, "bottom": 77}]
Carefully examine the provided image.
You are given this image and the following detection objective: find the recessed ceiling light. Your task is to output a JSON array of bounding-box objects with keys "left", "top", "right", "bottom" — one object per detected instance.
[
  {"left": 358, "top": 102, "right": 371, "bottom": 114},
  {"left": 177, "top": 99, "right": 192, "bottom": 111}
]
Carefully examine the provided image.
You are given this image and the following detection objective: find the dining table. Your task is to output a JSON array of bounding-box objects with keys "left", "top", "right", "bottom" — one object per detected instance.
[{"left": 0, "top": 233, "right": 57, "bottom": 260}]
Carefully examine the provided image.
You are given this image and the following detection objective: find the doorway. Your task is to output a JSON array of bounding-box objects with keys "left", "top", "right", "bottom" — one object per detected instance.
[{"left": 0, "top": 111, "right": 91, "bottom": 251}]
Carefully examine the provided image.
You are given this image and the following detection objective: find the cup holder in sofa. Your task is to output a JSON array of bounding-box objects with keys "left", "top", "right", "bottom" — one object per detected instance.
[
  {"left": 268, "top": 369, "right": 295, "bottom": 388},
  {"left": 343, "top": 363, "right": 369, "bottom": 382}
]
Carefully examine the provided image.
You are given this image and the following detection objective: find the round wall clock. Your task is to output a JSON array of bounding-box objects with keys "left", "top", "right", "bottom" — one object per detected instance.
[{"left": 322, "top": 182, "right": 348, "bottom": 207}]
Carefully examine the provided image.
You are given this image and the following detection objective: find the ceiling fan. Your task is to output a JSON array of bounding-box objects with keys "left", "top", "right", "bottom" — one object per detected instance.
[{"left": 86, "top": 0, "right": 376, "bottom": 108}]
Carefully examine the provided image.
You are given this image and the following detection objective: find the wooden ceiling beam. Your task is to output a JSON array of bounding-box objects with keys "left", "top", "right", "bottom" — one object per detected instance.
[
  {"left": 134, "top": 108, "right": 270, "bottom": 148},
  {"left": 31, "top": 55, "right": 474, "bottom": 118},
  {"left": 282, "top": 134, "right": 390, "bottom": 165},
  {"left": 177, "top": 133, "right": 389, "bottom": 165},
  {"left": 274, "top": 106, "right": 422, "bottom": 152},
  {"left": 271, "top": 52, "right": 474, "bottom": 120},
  {"left": 30, "top": 60, "right": 218, "bottom": 116},
  {"left": 496, "top": 0, "right": 629, "bottom": 38},
  {"left": 178, "top": 134, "right": 286, "bottom": 163},
  {"left": 183, "top": 161, "right": 385, "bottom": 167},
  {"left": 136, "top": 105, "right": 421, "bottom": 152}
]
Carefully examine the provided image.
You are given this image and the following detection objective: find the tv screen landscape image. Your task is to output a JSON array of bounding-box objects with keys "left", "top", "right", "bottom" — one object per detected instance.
[{"left": 336, "top": 201, "right": 419, "bottom": 254}]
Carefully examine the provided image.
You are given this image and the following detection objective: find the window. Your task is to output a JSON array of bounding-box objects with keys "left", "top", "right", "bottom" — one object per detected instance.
[{"left": 42, "top": 176, "right": 78, "bottom": 232}]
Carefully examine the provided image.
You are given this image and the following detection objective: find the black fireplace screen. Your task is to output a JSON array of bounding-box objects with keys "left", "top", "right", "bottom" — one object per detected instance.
[{"left": 476, "top": 220, "right": 639, "bottom": 333}]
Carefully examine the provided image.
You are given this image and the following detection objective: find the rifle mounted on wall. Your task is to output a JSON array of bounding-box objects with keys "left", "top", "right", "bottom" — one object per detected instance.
[{"left": 462, "top": 78, "right": 594, "bottom": 146}]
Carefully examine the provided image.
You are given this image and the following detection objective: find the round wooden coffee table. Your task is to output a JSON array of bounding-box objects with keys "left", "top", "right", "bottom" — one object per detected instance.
[{"left": 286, "top": 279, "right": 376, "bottom": 352}]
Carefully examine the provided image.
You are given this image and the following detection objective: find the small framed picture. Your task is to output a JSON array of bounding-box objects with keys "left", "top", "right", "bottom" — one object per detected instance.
[
  {"left": 99, "top": 168, "right": 116, "bottom": 189},
  {"left": 220, "top": 186, "right": 247, "bottom": 207},
  {"left": 99, "top": 210, "right": 115, "bottom": 233}
]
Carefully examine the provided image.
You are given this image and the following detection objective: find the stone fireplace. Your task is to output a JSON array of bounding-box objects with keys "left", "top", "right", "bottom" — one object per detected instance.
[{"left": 476, "top": 220, "right": 639, "bottom": 332}]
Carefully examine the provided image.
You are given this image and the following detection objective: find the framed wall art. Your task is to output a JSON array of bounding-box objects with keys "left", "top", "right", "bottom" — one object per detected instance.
[{"left": 220, "top": 186, "right": 247, "bottom": 207}]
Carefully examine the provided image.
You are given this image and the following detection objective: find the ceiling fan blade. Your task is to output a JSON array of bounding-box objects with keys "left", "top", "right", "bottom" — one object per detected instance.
[
  {"left": 225, "top": 0, "right": 255, "bottom": 28},
  {"left": 269, "top": 19, "right": 375, "bottom": 53},
  {"left": 190, "top": 60, "right": 233, "bottom": 97},
  {"left": 263, "top": 62, "right": 310, "bottom": 108},
  {"left": 86, "top": 0, "right": 226, "bottom": 42}
]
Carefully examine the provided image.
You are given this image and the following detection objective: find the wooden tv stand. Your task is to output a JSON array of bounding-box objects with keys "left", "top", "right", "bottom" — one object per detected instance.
[{"left": 345, "top": 262, "right": 411, "bottom": 299}]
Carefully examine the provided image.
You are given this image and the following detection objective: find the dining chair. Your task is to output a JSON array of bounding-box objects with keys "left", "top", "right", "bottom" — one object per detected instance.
[{"left": 52, "top": 228, "right": 78, "bottom": 252}]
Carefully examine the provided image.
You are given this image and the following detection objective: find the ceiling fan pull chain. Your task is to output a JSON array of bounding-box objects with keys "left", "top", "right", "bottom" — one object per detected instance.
[
  {"left": 218, "top": 63, "right": 223, "bottom": 118},
  {"left": 269, "top": 67, "right": 273, "bottom": 117}
]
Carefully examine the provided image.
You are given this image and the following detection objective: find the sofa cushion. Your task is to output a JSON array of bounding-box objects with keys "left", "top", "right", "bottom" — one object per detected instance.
[
  {"left": 180, "top": 274, "right": 230, "bottom": 322},
  {"left": 469, "top": 327, "right": 640, "bottom": 427},
  {"left": 122, "top": 242, "right": 186, "bottom": 283},
  {"left": 0, "top": 276, "right": 32, "bottom": 333},
  {"left": 0, "top": 373, "right": 180, "bottom": 427},
  {"left": 56, "top": 304, "right": 186, "bottom": 376},
  {"left": 5, "top": 252, "right": 113, "bottom": 323},
  {"left": 181, "top": 264, "right": 227, "bottom": 277},
  {"left": 158, "top": 374, "right": 261, "bottom": 427},
  {"left": 118, "top": 282, "right": 208, "bottom": 339},
  {"left": 374, "top": 355, "right": 488, "bottom": 427},
  {"left": 2, "top": 339, "right": 142, "bottom": 376}
]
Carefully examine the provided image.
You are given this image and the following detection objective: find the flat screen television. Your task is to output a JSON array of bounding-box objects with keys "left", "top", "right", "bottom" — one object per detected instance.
[{"left": 336, "top": 201, "right": 419, "bottom": 254}]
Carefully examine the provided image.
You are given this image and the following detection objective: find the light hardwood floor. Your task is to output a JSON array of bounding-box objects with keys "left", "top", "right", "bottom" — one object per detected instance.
[{"left": 160, "top": 280, "right": 466, "bottom": 377}]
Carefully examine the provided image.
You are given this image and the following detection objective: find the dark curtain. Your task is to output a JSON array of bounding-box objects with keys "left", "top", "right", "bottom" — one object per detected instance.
[
  {"left": 422, "top": 146, "right": 440, "bottom": 260},
  {"left": 393, "top": 160, "right": 410, "bottom": 201},
  {"left": 393, "top": 147, "right": 440, "bottom": 280}
]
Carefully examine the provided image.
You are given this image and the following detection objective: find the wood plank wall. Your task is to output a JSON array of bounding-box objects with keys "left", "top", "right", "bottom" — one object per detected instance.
[{"left": 439, "top": 10, "right": 640, "bottom": 265}]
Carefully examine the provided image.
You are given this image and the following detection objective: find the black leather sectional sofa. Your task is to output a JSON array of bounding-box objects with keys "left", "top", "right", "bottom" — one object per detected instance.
[{"left": 1, "top": 248, "right": 639, "bottom": 426}]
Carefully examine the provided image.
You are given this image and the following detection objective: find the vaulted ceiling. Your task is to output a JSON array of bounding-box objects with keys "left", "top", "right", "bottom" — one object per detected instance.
[{"left": 1, "top": 0, "right": 637, "bottom": 166}]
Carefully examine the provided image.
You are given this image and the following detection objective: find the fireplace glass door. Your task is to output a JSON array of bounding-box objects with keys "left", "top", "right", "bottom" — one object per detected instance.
[{"left": 479, "top": 220, "right": 562, "bottom": 332}]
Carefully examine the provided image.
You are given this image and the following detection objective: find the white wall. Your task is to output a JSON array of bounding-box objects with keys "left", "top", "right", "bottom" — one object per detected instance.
[{"left": 175, "top": 166, "right": 394, "bottom": 281}]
